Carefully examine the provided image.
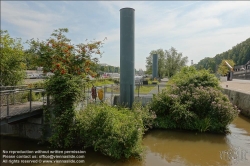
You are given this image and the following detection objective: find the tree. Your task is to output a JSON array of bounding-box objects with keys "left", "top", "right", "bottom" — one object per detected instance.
[
  {"left": 23, "top": 49, "right": 40, "bottom": 70},
  {"left": 27, "top": 28, "right": 104, "bottom": 77},
  {"left": 145, "top": 47, "right": 188, "bottom": 78},
  {"left": 0, "top": 30, "right": 26, "bottom": 86},
  {"left": 27, "top": 28, "right": 105, "bottom": 148},
  {"left": 195, "top": 57, "right": 216, "bottom": 73},
  {"left": 145, "top": 49, "right": 165, "bottom": 78},
  {"left": 217, "top": 59, "right": 235, "bottom": 76},
  {"left": 165, "top": 47, "right": 188, "bottom": 78},
  {"left": 196, "top": 38, "right": 250, "bottom": 70}
]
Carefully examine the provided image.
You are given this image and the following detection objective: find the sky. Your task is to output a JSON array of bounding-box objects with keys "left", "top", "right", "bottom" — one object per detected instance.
[{"left": 2, "top": 1, "right": 250, "bottom": 71}]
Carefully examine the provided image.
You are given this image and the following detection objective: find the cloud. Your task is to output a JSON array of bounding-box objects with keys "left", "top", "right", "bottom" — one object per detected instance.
[
  {"left": 1, "top": 1, "right": 250, "bottom": 70},
  {"left": 1, "top": 1, "right": 63, "bottom": 40}
]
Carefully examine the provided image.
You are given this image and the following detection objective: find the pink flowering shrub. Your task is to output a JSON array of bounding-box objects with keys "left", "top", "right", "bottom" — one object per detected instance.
[{"left": 151, "top": 67, "right": 238, "bottom": 133}]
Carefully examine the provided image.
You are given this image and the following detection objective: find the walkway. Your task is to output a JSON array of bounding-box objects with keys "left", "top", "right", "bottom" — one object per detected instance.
[
  {"left": 0, "top": 101, "right": 44, "bottom": 119},
  {"left": 148, "top": 78, "right": 168, "bottom": 95},
  {"left": 220, "top": 79, "right": 250, "bottom": 94}
]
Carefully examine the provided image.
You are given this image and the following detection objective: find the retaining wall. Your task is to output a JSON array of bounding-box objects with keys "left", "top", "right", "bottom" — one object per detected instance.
[
  {"left": 0, "top": 116, "right": 43, "bottom": 140},
  {"left": 223, "top": 88, "right": 250, "bottom": 118}
]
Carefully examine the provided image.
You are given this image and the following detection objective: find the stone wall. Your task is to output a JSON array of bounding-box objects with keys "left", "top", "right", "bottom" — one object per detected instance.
[
  {"left": 223, "top": 89, "right": 250, "bottom": 118},
  {"left": 0, "top": 117, "right": 43, "bottom": 140}
]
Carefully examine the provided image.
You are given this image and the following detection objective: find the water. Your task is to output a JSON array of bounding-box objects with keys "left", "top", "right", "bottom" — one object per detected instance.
[{"left": 1, "top": 115, "right": 249, "bottom": 166}]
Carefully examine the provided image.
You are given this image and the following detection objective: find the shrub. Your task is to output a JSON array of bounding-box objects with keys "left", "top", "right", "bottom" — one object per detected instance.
[
  {"left": 75, "top": 102, "right": 156, "bottom": 160},
  {"left": 45, "top": 74, "right": 85, "bottom": 148},
  {"left": 168, "top": 66, "right": 221, "bottom": 89},
  {"left": 151, "top": 85, "right": 238, "bottom": 133},
  {"left": 150, "top": 66, "right": 239, "bottom": 133},
  {"left": 27, "top": 81, "right": 45, "bottom": 88}
]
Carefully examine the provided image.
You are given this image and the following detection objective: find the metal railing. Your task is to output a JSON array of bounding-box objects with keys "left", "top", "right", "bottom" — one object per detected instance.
[
  {"left": 0, "top": 83, "right": 164, "bottom": 117},
  {"left": 0, "top": 88, "right": 47, "bottom": 118},
  {"left": 81, "top": 83, "right": 163, "bottom": 106}
]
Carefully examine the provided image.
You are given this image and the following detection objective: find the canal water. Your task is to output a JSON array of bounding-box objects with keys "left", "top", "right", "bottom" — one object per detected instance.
[{"left": 1, "top": 115, "right": 249, "bottom": 166}]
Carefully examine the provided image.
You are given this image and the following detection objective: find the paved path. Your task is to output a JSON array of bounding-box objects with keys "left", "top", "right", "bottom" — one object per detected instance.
[
  {"left": 0, "top": 101, "right": 44, "bottom": 119},
  {"left": 220, "top": 79, "right": 250, "bottom": 94},
  {"left": 148, "top": 78, "right": 168, "bottom": 95}
]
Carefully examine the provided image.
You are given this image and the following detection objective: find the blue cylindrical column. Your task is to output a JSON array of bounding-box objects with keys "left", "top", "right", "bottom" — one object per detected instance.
[
  {"left": 120, "top": 8, "right": 135, "bottom": 108},
  {"left": 152, "top": 54, "right": 158, "bottom": 79}
]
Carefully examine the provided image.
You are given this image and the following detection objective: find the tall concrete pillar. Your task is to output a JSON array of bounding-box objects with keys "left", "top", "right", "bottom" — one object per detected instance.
[
  {"left": 120, "top": 7, "right": 135, "bottom": 108},
  {"left": 152, "top": 54, "right": 158, "bottom": 79}
]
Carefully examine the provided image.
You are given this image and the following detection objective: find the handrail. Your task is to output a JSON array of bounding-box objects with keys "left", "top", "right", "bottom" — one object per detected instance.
[{"left": 0, "top": 88, "right": 47, "bottom": 118}]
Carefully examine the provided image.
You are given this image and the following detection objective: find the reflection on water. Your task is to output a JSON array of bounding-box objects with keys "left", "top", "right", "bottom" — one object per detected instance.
[{"left": 1, "top": 115, "right": 250, "bottom": 166}]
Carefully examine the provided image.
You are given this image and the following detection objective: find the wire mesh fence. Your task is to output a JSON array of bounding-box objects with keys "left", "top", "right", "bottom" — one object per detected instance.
[
  {"left": 0, "top": 82, "right": 164, "bottom": 117},
  {"left": 78, "top": 83, "right": 163, "bottom": 109}
]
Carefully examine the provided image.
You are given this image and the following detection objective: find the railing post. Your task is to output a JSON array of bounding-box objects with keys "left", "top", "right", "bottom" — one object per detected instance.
[
  {"left": 47, "top": 94, "right": 50, "bottom": 106},
  {"left": 13, "top": 90, "right": 15, "bottom": 105},
  {"left": 7, "top": 93, "right": 9, "bottom": 117},
  {"left": 42, "top": 91, "right": 45, "bottom": 105},
  {"left": 111, "top": 84, "right": 113, "bottom": 105},
  {"left": 29, "top": 89, "right": 32, "bottom": 112},
  {"left": 104, "top": 86, "right": 106, "bottom": 101},
  {"left": 138, "top": 84, "right": 139, "bottom": 97},
  {"left": 83, "top": 85, "right": 85, "bottom": 100}
]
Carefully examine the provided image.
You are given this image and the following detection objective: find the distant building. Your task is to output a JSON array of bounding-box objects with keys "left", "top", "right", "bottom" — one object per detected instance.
[
  {"left": 246, "top": 60, "right": 250, "bottom": 70},
  {"left": 234, "top": 60, "right": 250, "bottom": 71}
]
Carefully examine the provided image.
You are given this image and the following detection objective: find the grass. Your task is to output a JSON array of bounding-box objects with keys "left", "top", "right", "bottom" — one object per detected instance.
[
  {"left": 135, "top": 85, "right": 155, "bottom": 94},
  {"left": 84, "top": 79, "right": 115, "bottom": 87},
  {"left": 93, "top": 80, "right": 114, "bottom": 86},
  {"left": 105, "top": 85, "right": 156, "bottom": 94}
]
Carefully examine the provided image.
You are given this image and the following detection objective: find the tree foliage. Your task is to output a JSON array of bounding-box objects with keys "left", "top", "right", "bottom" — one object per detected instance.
[
  {"left": 145, "top": 47, "right": 188, "bottom": 78},
  {"left": 165, "top": 47, "right": 188, "bottom": 77},
  {"left": 0, "top": 30, "right": 26, "bottom": 86},
  {"left": 196, "top": 38, "right": 250, "bottom": 72},
  {"left": 168, "top": 66, "right": 221, "bottom": 89},
  {"left": 217, "top": 59, "right": 235, "bottom": 76},
  {"left": 23, "top": 50, "right": 40, "bottom": 70},
  {"left": 29, "top": 28, "right": 105, "bottom": 148},
  {"left": 27, "top": 28, "right": 104, "bottom": 77},
  {"left": 145, "top": 49, "right": 165, "bottom": 77}
]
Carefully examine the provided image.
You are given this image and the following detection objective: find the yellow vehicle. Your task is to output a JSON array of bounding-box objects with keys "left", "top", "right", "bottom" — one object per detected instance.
[{"left": 98, "top": 89, "right": 104, "bottom": 101}]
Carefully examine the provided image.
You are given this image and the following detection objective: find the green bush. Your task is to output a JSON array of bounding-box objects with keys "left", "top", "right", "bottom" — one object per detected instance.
[
  {"left": 150, "top": 66, "right": 239, "bottom": 133},
  {"left": 45, "top": 74, "right": 85, "bottom": 148},
  {"left": 151, "top": 85, "right": 238, "bottom": 133},
  {"left": 168, "top": 66, "right": 221, "bottom": 89},
  {"left": 75, "top": 102, "right": 156, "bottom": 160},
  {"left": 27, "top": 81, "right": 45, "bottom": 88}
]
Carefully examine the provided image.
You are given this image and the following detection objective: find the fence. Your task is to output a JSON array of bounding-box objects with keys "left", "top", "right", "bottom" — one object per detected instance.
[
  {"left": 80, "top": 83, "right": 163, "bottom": 108},
  {"left": 0, "top": 88, "right": 47, "bottom": 118},
  {"left": 0, "top": 83, "right": 164, "bottom": 117}
]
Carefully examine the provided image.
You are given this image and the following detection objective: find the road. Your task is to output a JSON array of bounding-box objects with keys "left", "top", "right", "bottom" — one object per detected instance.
[{"left": 220, "top": 79, "right": 250, "bottom": 94}]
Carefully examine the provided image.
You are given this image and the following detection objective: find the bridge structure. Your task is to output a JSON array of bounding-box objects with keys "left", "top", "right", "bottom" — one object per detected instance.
[
  {"left": 0, "top": 81, "right": 169, "bottom": 138},
  {"left": 0, "top": 88, "right": 47, "bottom": 126},
  {"left": 0, "top": 88, "right": 50, "bottom": 140}
]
